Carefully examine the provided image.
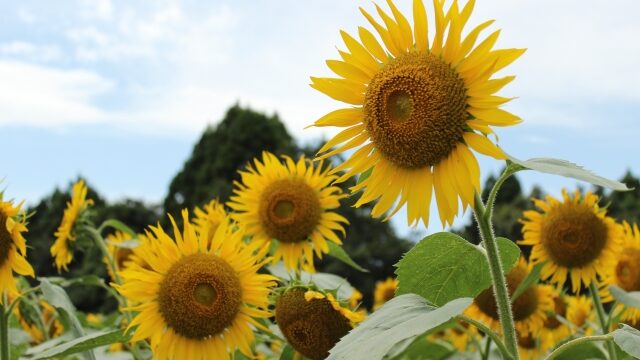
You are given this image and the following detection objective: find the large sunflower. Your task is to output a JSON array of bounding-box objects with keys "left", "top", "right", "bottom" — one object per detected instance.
[
  {"left": 0, "top": 193, "right": 34, "bottom": 297},
  {"left": 116, "top": 210, "right": 277, "bottom": 360},
  {"left": 228, "top": 152, "right": 348, "bottom": 272},
  {"left": 519, "top": 189, "right": 622, "bottom": 293},
  {"left": 51, "top": 180, "right": 94, "bottom": 272},
  {"left": 311, "top": 0, "right": 524, "bottom": 227},
  {"left": 466, "top": 258, "right": 554, "bottom": 336}
]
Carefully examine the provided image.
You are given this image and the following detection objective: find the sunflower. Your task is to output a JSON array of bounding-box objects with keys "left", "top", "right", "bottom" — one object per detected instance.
[
  {"left": 311, "top": 0, "right": 524, "bottom": 227},
  {"left": 466, "top": 258, "right": 554, "bottom": 336},
  {"left": 519, "top": 189, "right": 622, "bottom": 293},
  {"left": 228, "top": 152, "right": 348, "bottom": 272},
  {"left": 116, "top": 210, "right": 277, "bottom": 360},
  {"left": 51, "top": 180, "right": 94, "bottom": 272},
  {"left": 104, "top": 231, "right": 146, "bottom": 281},
  {"left": 565, "top": 295, "right": 595, "bottom": 335},
  {"left": 193, "top": 199, "right": 227, "bottom": 247},
  {"left": 517, "top": 331, "right": 553, "bottom": 360},
  {"left": 542, "top": 290, "right": 571, "bottom": 344},
  {"left": 373, "top": 277, "right": 398, "bottom": 310},
  {"left": 275, "top": 288, "right": 361, "bottom": 360},
  {"left": 0, "top": 192, "right": 34, "bottom": 297},
  {"left": 442, "top": 321, "right": 479, "bottom": 352}
]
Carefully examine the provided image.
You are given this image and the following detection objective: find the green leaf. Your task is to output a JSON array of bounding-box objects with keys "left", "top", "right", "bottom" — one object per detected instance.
[
  {"left": 511, "top": 261, "right": 545, "bottom": 303},
  {"left": 24, "top": 329, "right": 128, "bottom": 359},
  {"left": 39, "top": 278, "right": 95, "bottom": 360},
  {"left": 100, "top": 219, "right": 136, "bottom": 237},
  {"left": 552, "top": 340, "right": 607, "bottom": 360},
  {"left": 279, "top": 345, "right": 296, "bottom": 360},
  {"left": 507, "top": 155, "right": 631, "bottom": 191},
  {"left": 389, "top": 338, "right": 455, "bottom": 360},
  {"left": 609, "top": 285, "right": 640, "bottom": 309},
  {"left": 613, "top": 324, "right": 640, "bottom": 358},
  {"left": 327, "top": 241, "right": 369, "bottom": 272},
  {"left": 327, "top": 294, "right": 472, "bottom": 360},
  {"left": 396, "top": 232, "right": 520, "bottom": 306}
]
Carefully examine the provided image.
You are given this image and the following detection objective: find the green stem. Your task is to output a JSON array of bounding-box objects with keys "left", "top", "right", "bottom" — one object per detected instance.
[
  {"left": 1, "top": 292, "right": 9, "bottom": 360},
  {"left": 473, "top": 192, "right": 519, "bottom": 360},
  {"left": 457, "top": 315, "right": 511, "bottom": 360},
  {"left": 589, "top": 283, "right": 617, "bottom": 360},
  {"left": 482, "top": 336, "right": 492, "bottom": 360},
  {"left": 484, "top": 163, "right": 521, "bottom": 224},
  {"left": 545, "top": 335, "right": 612, "bottom": 360}
]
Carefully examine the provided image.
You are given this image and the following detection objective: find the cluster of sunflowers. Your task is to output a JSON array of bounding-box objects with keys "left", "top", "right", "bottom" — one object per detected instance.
[{"left": 1, "top": 0, "right": 639, "bottom": 359}]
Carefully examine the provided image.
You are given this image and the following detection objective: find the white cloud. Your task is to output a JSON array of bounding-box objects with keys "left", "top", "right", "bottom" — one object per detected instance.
[
  {"left": 17, "top": 8, "right": 36, "bottom": 24},
  {"left": 0, "top": 61, "right": 112, "bottom": 126},
  {"left": 0, "top": 41, "right": 62, "bottom": 62},
  {"left": 79, "top": 0, "right": 113, "bottom": 21}
]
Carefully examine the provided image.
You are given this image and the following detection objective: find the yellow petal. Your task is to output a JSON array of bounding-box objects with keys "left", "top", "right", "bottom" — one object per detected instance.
[
  {"left": 413, "top": 0, "right": 429, "bottom": 51},
  {"left": 463, "top": 132, "right": 506, "bottom": 159}
]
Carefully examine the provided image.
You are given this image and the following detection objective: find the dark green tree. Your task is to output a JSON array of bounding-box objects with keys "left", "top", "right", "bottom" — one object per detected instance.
[
  {"left": 594, "top": 170, "right": 640, "bottom": 224},
  {"left": 163, "top": 104, "right": 297, "bottom": 217}
]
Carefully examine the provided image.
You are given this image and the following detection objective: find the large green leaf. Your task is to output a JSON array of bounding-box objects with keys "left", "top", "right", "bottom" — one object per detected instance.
[
  {"left": 327, "top": 241, "right": 368, "bottom": 272},
  {"left": 327, "top": 294, "right": 472, "bottom": 360},
  {"left": 389, "top": 338, "right": 455, "bottom": 360},
  {"left": 612, "top": 324, "right": 640, "bottom": 359},
  {"left": 39, "top": 278, "right": 95, "bottom": 360},
  {"left": 24, "top": 329, "right": 127, "bottom": 359},
  {"left": 507, "top": 155, "right": 630, "bottom": 191},
  {"left": 553, "top": 340, "right": 606, "bottom": 360},
  {"left": 396, "top": 232, "right": 520, "bottom": 306},
  {"left": 609, "top": 285, "right": 640, "bottom": 309}
]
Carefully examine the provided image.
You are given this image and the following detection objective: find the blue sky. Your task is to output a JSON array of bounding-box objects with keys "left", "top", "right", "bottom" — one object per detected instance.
[{"left": 1, "top": 0, "right": 639, "bottom": 238}]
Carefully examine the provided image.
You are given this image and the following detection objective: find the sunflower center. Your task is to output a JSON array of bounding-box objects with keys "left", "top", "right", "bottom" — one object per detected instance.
[
  {"left": 517, "top": 334, "right": 537, "bottom": 349},
  {"left": 615, "top": 248, "right": 640, "bottom": 291},
  {"left": 259, "top": 179, "right": 321, "bottom": 243},
  {"left": 158, "top": 253, "right": 241, "bottom": 340},
  {"left": 540, "top": 202, "right": 608, "bottom": 268},
  {"left": 474, "top": 264, "right": 539, "bottom": 321},
  {"left": 275, "top": 288, "right": 351, "bottom": 360},
  {"left": 544, "top": 295, "right": 567, "bottom": 329},
  {"left": 0, "top": 212, "right": 12, "bottom": 267},
  {"left": 363, "top": 51, "right": 468, "bottom": 169}
]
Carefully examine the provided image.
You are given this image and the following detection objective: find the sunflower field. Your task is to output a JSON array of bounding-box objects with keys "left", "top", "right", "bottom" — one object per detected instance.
[{"left": 2, "top": 0, "right": 640, "bottom": 359}]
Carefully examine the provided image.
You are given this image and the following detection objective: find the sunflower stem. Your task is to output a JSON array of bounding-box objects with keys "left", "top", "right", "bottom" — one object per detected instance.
[
  {"left": 544, "top": 334, "right": 613, "bottom": 360},
  {"left": 457, "top": 315, "right": 510, "bottom": 360},
  {"left": 473, "top": 192, "right": 519, "bottom": 360},
  {"left": 484, "top": 163, "right": 522, "bottom": 224},
  {"left": 1, "top": 292, "right": 9, "bottom": 360},
  {"left": 589, "top": 282, "right": 618, "bottom": 360}
]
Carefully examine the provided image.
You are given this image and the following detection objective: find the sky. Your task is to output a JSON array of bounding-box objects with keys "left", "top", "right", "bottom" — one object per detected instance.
[{"left": 1, "top": 0, "right": 639, "bottom": 239}]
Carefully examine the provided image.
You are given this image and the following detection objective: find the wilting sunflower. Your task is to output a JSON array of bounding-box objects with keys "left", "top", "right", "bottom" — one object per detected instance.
[
  {"left": 16, "top": 299, "right": 64, "bottom": 343},
  {"left": 466, "top": 258, "right": 554, "bottom": 336},
  {"left": 0, "top": 192, "right": 34, "bottom": 297},
  {"left": 311, "top": 0, "right": 524, "bottom": 227},
  {"left": 373, "top": 277, "right": 398, "bottom": 310},
  {"left": 542, "top": 291, "right": 571, "bottom": 344},
  {"left": 275, "top": 288, "right": 362, "bottom": 360},
  {"left": 566, "top": 295, "right": 594, "bottom": 335},
  {"left": 193, "top": 199, "right": 227, "bottom": 247},
  {"left": 116, "top": 210, "right": 277, "bottom": 360},
  {"left": 519, "top": 189, "right": 622, "bottom": 293},
  {"left": 228, "top": 152, "right": 348, "bottom": 272},
  {"left": 51, "top": 180, "right": 94, "bottom": 272}
]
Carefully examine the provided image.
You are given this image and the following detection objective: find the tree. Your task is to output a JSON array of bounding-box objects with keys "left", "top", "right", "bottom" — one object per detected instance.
[
  {"left": 594, "top": 170, "right": 640, "bottom": 224},
  {"left": 163, "top": 104, "right": 297, "bottom": 217}
]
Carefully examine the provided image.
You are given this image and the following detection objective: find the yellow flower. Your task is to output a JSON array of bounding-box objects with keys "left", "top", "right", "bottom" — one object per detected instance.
[
  {"left": 542, "top": 291, "right": 571, "bottom": 344},
  {"left": 51, "top": 180, "right": 94, "bottom": 272},
  {"left": 104, "top": 231, "right": 147, "bottom": 281},
  {"left": 0, "top": 192, "right": 34, "bottom": 298},
  {"left": 348, "top": 288, "right": 363, "bottom": 309},
  {"left": 193, "top": 199, "right": 227, "bottom": 247},
  {"left": 466, "top": 258, "right": 554, "bottom": 336},
  {"left": 517, "top": 331, "right": 553, "bottom": 360},
  {"left": 15, "top": 299, "right": 64, "bottom": 344},
  {"left": 311, "top": 0, "right": 524, "bottom": 227},
  {"left": 442, "top": 321, "right": 479, "bottom": 352},
  {"left": 116, "top": 210, "right": 277, "bottom": 360},
  {"left": 373, "top": 277, "right": 398, "bottom": 310},
  {"left": 566, "top": 295, "right": 595, "bottom": 335},
  {"left": 275, "top": 288, "right": 357, "bottom": 360},
  {"left": 228, "top": 152, "right": 348, "bottom": 272},
  {"left": 304, "top": 290, "right": 365, "bottom": 324},
  {"left": 519, "top": 189, "right": 622, "bottom": 293}
]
